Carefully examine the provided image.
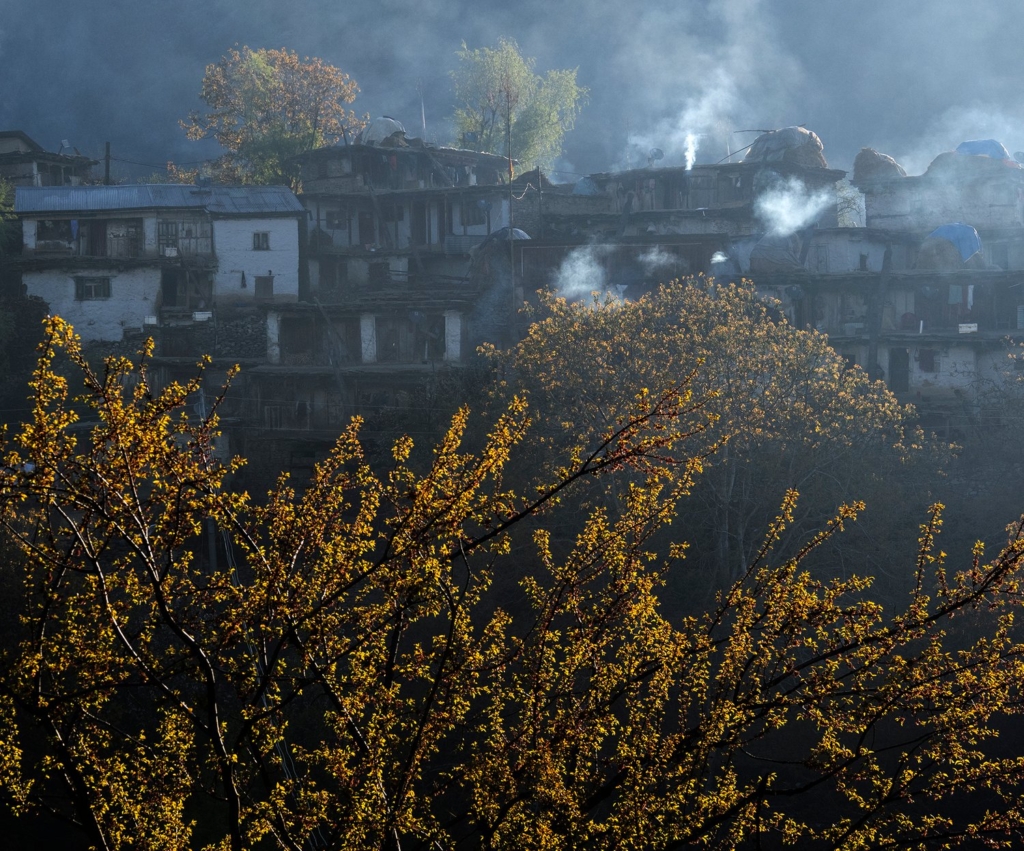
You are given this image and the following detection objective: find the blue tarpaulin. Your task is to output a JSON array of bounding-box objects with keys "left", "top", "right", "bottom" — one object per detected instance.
[
  {"left": 955, "top": 139, "right": 1012, "bottom": 159},
  {"left": 926, "top": 223, "right": 982, "bottom": 261}
]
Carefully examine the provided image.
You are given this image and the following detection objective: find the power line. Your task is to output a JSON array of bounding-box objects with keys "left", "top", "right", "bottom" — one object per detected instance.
[{"left": 109, "top": 155, "right": 216, "bottom": 170}]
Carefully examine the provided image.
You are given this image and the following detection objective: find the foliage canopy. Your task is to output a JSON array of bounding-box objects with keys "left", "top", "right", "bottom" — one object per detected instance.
[
  {"left": 182, "top": 45, "right": 364, "bottom": 186},
  {"left": 488, "top": 280, "right": 927, "bottom": 589},
  {"left": 451, "top": 38, "right": 586, "bottom": 173},
  {"left": 1, "top": 299, "right": 1024, "bottom": 849}
]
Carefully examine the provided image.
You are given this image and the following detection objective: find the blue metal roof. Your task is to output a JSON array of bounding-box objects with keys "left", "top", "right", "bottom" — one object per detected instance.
[{"left": 14, "top": 184, "right": 304, "bottom": 216}]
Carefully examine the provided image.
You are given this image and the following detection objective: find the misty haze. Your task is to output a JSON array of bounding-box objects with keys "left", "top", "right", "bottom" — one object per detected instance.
[{"left": 2, "top": 2, "right": 1024, "bottom": 849}]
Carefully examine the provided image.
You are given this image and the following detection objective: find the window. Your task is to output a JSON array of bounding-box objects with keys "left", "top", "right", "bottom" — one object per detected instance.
[
  {"left": 37, "top": 219, "right": 73, "bottom": 243},
  {"left": 369, "top": 262, "right": 390, "bottom": 287},
  {"left": 158, "top": 220, "right": 179, "bottom": 250},
  {"left": 989, "top": 242, "right": 1009, "bottom": 270},
  {"left": 106, "top": 220, "right": 142, "bottom": 258},
  {"left": 461, "top": 199, "right": 487, "bottom": 227},
  {"left": 75, "top": 276, "right": 111, "bottom": 300},
  {"left": 380, "top": 203, "right": 404, "bottom": 222},
  {"left": 254, "top": 275, "right": 274, "bottom": 300},
  {"left": 253, "top": 232, "right": 270, "bottom": 251},
  {"left": 158, "top": 218, "right": 211, "bottom": 255},
  {"left": 326, "top": 208, "right": 348, "bottom": 230},
  {"left": 918, "top": 349, "right": 937, "bottom": 373}
]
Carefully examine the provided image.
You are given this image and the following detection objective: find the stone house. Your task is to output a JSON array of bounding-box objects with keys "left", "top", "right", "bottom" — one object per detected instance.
[
  {"left": 15, "top": 184, "right": 304, "bottom": 342},
  {"left": 0, "top": 130, "right": 96, "bottom": 188}
]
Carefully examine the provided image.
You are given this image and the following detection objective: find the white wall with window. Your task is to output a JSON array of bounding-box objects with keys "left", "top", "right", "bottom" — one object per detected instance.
[
  {"left": 212, "top": 217, "right": 300, "bottom": 305},
  {"left": 23, "top": 268, "right": 161, "bottom": 342}
]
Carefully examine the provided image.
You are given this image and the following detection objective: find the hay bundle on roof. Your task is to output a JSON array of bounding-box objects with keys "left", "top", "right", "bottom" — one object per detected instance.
[
  {"left": 743, "top": 126, "right": 828, "bottom": 169},
  {"left": 852, "top": 147, "right": 907, "bottom": 187}
]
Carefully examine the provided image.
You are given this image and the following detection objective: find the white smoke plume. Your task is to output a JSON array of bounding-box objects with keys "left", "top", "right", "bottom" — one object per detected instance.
[
  {"left": 553, "top": 244, "right": 611, "bottom": 299},
  {"left": 684, "top": 133, "right": 699, "bottom": 171},
  {"left": 612, "top": 0, "right": 804, "bottom": 172},
  {"left": 621, "top": 68, "right": 738, "bottom": 171},
  {"left": 755, "top": 177, "right": 831, "bottom": 236},
  {"left": 639, "top": 246, "right": 674, "bottom": 276}
]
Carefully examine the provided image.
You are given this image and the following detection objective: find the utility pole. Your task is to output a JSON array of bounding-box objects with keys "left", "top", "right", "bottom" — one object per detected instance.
[
  {"left": 104, "top": 142, "right": 111, "bottom": 185},
  {"left": 417, "top": 79, "right": 427, "bottom": 138},
  {"left": 507, "top": 89, "right": 515, "bottom": 338}
]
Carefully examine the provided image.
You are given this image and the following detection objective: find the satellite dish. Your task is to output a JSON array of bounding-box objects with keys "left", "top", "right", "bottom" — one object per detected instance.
[{"left": 649, "top": 148, "right": 664, "bottom": 161}]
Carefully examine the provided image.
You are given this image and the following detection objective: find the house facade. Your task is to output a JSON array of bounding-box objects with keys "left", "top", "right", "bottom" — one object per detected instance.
[
  {"left": 512, "top": 127, "right": 845, "bottom": 302},
  {"left": 15, "top": 184, "right": 304, "bottom": 342},
  {"left": 505, "top": 129, "right": 1024, "bottom": 431},
  {"left": 0, "top": 130, "right": 96, "bottom": 187}
]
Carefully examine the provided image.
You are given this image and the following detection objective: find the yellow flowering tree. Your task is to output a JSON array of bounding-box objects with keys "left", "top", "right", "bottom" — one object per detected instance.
[
  {"left": 0, "top": 316, "right": 1023, "bottom": 849},
  {"left": 489, "top": 279, "right": 936, "bottom": 592}
]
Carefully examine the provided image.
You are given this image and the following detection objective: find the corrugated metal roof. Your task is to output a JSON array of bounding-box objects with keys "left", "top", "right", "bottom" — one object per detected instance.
[{"left": 14, "top": 184, "right": 304, "bottom": 215}]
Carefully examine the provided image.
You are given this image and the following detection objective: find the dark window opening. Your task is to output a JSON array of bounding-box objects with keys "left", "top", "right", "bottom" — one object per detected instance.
[
  {"left": 88, "top": 220, "right": 107, "bottom": 256},
  {"left": 255, "top": 275, "right": 274, "bottom": 300},
  {"left": 161, "top": 269, "right": 182, "bottom": 307},
  {"left": 37, "top": 219, "right": 73, "bottom": 243},
  {"left": 461, "top": 199, "right": 487, "bottom": 227},
  {"left": 918, "top": 348, "right": 938, "bottom": 372},
  {"left": 253, "top": 232, "right": 270, "bottom": 251},
  {"left": 358, "top": 212, "right": 376, "bottom": 245},
  {"left": 380, "top": 204, "right": 404, "bottom": 222},
  {"left": 684, "top": 174, "right": 714, "bottom": 208},
  {"left": 412, "top": 201, "right": 428, "bottom": 245},
  {"left": 369, "top": 262, "right": 390, "bottom": 287},
  {"left": 889, "top": 347, "right": 910, "bottom": 393}
]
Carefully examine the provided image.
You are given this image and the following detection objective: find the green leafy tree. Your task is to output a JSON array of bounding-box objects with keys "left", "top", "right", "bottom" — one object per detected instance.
[
  {"left": 451, "top": 38, "right": 586, "bottom": 172},
  {"left": 183, "top": 45, "right": 365, "bottom": 186},
  {"left": 3, "top": 318, "right": 1024, "bottom": 849}
]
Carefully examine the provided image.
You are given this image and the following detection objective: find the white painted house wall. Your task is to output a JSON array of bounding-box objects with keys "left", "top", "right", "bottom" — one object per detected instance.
[
  {"left": 212, "top": 217, "right": 299, "bottom": 305},
  {"left": 912, "top": 344, "right": 977, "bottom": 393},
  {"left": 866, "top": 180, "right": 1024, "bottom": 233},
  {"left": 24, "top": 267, "right": 161, "bottom": 342},
  {"left": 807, "top": 232, "right": 889, "bottom": 274}
]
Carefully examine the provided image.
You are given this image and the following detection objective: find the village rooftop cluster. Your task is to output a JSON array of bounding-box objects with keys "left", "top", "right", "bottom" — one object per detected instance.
[{"left": 2, "top": 122, "right": 1022, "bottom": 470}]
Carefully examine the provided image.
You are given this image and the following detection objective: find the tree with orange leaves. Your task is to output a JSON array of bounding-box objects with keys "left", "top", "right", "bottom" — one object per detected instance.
[{"left": 183, "top": 46, "right": 364, "bottom": 186}]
